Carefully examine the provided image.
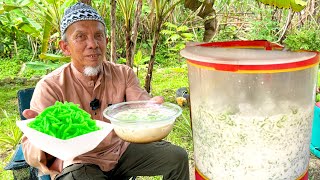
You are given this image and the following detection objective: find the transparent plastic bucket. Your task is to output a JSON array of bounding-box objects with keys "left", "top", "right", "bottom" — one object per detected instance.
[{"left": 180, "top": 40, "right": 319, "bottom": 180}]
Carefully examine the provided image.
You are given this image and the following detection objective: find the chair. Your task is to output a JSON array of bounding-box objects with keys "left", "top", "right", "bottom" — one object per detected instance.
[
  {"left": 311, "top": 105, "right": 320, "bottom": 158},
  {"left": 5, "top": 88, "right": 136, "bottom": 180},
  {"left": 4, "top": 87, "right": 50, "bottom": 180}
]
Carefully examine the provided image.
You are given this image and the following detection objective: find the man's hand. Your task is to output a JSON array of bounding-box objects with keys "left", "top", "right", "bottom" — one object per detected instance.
[
  {"left": 22, "top": 109, "right": 38, "bottom": 119},
  {"left": 150, "top": 96, "right": 164, "bottom": 104}
]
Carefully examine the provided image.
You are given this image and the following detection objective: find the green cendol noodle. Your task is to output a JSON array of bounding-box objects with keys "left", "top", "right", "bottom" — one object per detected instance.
[{"left": 28, "top": 101, "right": 100, "bottom": 140}]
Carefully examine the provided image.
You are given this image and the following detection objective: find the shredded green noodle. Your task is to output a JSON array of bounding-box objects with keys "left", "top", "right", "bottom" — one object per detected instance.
[{"left": 28, "top": 101, "right": 101, "bottom": 140}]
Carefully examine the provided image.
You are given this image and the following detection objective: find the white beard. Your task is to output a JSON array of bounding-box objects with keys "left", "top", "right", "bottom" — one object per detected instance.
[{"left": 83, "top": 65, "right": 102, "bottom": 76}]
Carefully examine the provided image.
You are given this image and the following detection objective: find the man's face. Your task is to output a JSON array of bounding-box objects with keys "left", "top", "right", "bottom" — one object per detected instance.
[{"left": 59, "top": 20, "right": 107, "bottom": 73}]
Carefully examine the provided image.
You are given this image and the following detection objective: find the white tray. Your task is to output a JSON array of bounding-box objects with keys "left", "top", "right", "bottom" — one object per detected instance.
[{"left": 17, "top": 118, "right": 114, "bottom": 161}]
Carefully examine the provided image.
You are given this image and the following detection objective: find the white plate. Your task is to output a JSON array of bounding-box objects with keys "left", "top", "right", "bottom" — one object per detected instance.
[{"left": 17, "top": 118, "right": 114, "bottom": 161}]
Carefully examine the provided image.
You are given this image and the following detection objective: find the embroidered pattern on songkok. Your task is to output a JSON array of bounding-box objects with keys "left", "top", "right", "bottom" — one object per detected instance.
[{"left": 60, "top": 2, "right": 105, "bottom": 35}]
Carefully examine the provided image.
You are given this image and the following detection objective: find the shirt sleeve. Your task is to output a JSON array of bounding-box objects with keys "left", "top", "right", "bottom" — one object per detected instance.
[{"left": 30, "top": 79, "right": 60, "bottom": 113}]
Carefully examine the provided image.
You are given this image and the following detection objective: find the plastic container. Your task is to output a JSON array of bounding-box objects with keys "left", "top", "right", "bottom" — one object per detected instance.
[
  {"left": 103, "top": 101, "right": 182, "bottom": 143},
  {"left": 17, "top": 118, "right": 114, "bottom": 160},
  {"left": 180, "top": 40, "right": 319, "bottom": 180},
  {"left": 311, "top": 105, "right": 320, "bottom": 158}
]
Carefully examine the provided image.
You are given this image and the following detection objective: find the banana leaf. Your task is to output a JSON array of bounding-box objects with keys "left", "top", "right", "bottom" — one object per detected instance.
[
  {"left": 41, "top": 14, "right": 53, "bottom": 54},
  {"left": 39, "top": 53, "right": 70, "bottom": 62},
  {"left": 25, "top": 60, "right": 61, "bottom": 71},
  {"left": 257, "top": 0, "right": 307, "bottom": 12}
]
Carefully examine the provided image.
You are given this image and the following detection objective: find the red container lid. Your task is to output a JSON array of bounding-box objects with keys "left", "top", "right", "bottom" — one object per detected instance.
[{"left": 180, "top": 40, "right": 319, "bottom": 73}]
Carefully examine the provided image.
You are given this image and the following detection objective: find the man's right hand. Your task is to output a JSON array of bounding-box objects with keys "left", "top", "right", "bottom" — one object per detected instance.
[{"left": 22, "top": 109, "right": 38, "bottom": 119}]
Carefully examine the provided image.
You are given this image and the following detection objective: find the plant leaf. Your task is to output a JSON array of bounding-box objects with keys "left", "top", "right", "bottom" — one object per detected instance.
[
  {"left": 168, "top": 34, "right": 181, "bottom": 42},
  {"left": 134, "top": 50, "right": 143, "bottom": 65},
  {"left": 257, "top": 0, "right": 307, "bottom": 12},
  {"left": 25, "top": 61, "right": 60, "bottom": 70},
  {"left": 160, "top": 29, "right": 175, "bottom": 35},
  {"left": 41, "top": 14, "right": 53, "bottom": 54},
  {"left": 39, "top": 53, "right": 70, "bottom": 62},
  {"left": 181, "top": 33, "right": 194, "bottom": 39},
  {"left": 177, "top": 25, "right": 189, "bottom": 32},
  {"left": 163, "top": 22, "right": 177, "bottom": 29}
]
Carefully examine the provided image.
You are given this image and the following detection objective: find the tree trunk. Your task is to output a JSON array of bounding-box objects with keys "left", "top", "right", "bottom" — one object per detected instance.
[
  {"left": 271, "top": 8, "right": 282, "bottom": 23},
  {"left": 309, "top": 0, "right": 316, "bottom": 16},
  {"left": 143, "top": 0, "right": 183, "bottom": 93},
  {"left": 144, "top": 23, "right": 161, "bottom": 93},
  {"left": 184, "top": 0, "right": 217, "bottom": 42},
  {"left": 278, "top": 10, "right": 294, "bottom": 43},
  {"left": 299, "top": 0, "right": 316, "bottom": 26},
  {"left": 125, "top": 26, "right": 132, "bottom": 67},
  {"left": 126, "top": 0, "right": 143, "bottom": 68},
  {"left": 110, "top": 0, "right": 117, "bottom": 63},
  {"left": 316, "top": 0, "right": 320, "bottom": 23},
  {"left": 297, "top": 12, "right": 303, "bottom": 28},
  {"left": 203, "top": 13, "right": 217, "bottom": 42},
  {"left": 148, "top": 1, "right": 155, "bottom": 37}
]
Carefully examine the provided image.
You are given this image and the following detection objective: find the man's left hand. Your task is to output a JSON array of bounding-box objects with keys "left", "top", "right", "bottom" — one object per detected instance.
[{"left": 150, "top": 96, "right": 164, "bottom": 104}]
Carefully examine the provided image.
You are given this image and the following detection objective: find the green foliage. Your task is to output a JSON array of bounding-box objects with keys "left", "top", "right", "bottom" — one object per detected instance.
[
  {"left": 161, "top": 22, "right": 194, "bottom": 51},
  {"left": 30, "top": 0, "right": 77, "bottom": 59},
  {"left": 283, "top": 26, "right": 320, "bottom": 51},
  {"left": 169, "top": 111, "right": 192, "bottom": 147},
  {"left": 316, "top": 94, "right": 320, "bottom": 102},
  {"left": 134, "top": 50, "right": 143, "bottom": 67},
  {"left": 153, "top": 46, "right": 185, "bottom": 67},
  {"left": 134, "top": 50, "right": 149, "bottom": 75},
  {"left": 0, "top": 113, "right": 22, "bottom": 149},
  {"left": 0, "top": 59, "right": 21, "bottom": 79},
  {"left": 23, "top": 61, "right": 63, "bottom": 78},
  {"left": 0, "top": 0, "right": 41, "bottom": 37},
  {"left": 117, "top": 57, "right": 127, "bottom": 65},
  {"left": 149, "top": 66, "right": 188, "bottom": 99},
  {"left": 0, "top": 17, "right": 19, "bottom": 58},
  {"left": 117, "top": 0, "right": 135, "bottom": 30},
  {"left": 213, "top": 25, "right": 238, "bottom": 41},
  {"left": 0, "top": 152, "right": 13, "bottom": 180},
  {"left": 0, "top": 85, "right": 21, "bottom": 119},
  {"left": 256, "top": 0, "right": 307, "bottom": 12},
  {"left": 0, "top": 0, "right": 38, "bottom": 58},
  {"left": 0, "top": 89, "right": 22, "bottom": 152},
  {"left": 0, "top": 36, "right": 13, "bottom": 57},
  {"left": 0, "top": 58, "right": 60, "bottom": 80},
  {"left": 246, "top": 17, "right": 280, "bottom": 42},
  {"left": 0, "top": 84, "right": 34, "bottom": 180},
  {"left": 17, "top": 49, "right": 35, "bottom": 62},
  {"left": 156, "top": 22, "right": 194, "bottom": 67},
  {"left": 165, "top": 109, "right": 193, "bottom": 165}
]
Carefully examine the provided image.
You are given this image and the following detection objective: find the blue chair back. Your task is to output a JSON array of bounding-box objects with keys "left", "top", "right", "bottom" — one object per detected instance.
[{"left": 18, "top": 87, "right": 35, "bottom": 120}]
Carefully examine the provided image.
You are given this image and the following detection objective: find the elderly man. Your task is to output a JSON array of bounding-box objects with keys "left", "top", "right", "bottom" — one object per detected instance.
[{"left": 21, "top": 2, "right": 189, "bottom": 180}]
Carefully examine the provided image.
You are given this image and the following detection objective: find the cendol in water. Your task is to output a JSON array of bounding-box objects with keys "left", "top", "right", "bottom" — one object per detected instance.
[{"left": 28, "top": 101, "right": 100, "bottom": 140}]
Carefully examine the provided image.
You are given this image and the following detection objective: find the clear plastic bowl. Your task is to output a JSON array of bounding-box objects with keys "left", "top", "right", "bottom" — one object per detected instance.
[
  {"left": 17, "top": 118, "right": 114, "bottom": 160},
  {"left": 103, "top": 101, "right": 182, "bottom": 143}
]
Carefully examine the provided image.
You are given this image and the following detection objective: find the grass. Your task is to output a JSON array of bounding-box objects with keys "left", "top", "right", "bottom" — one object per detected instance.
[
  {"left": 0, "top": 83, "right": 36, "bottom": 180},
  {"left": 0, "top": 62, "right": 192, "bottom": 180}
]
